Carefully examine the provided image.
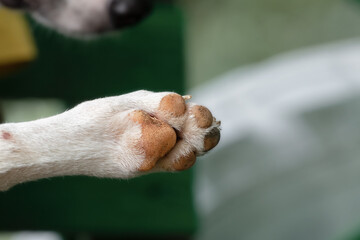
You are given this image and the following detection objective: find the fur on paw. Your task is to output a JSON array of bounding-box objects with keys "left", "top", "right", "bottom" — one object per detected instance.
[{"left": 126, "top": 91, "right": 221, "bottom": 173}]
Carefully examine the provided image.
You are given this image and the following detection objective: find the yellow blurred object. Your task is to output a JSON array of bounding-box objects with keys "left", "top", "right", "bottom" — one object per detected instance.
[{"left": 0, "top": 8, "right": 36, "bottom": 74}]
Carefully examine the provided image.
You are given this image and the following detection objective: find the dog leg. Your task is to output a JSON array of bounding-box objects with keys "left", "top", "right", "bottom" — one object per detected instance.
[{"left": 0, "top": 90, "right": 221, "bottom": 191}]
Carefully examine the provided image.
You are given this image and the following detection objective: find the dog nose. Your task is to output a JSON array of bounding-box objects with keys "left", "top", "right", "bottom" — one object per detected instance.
[
  {"left": 109, "top": 0, "right": 153, "bottom": 29},
  {"left": 0, "top": 0, "right": 26, "bottom": 9}
]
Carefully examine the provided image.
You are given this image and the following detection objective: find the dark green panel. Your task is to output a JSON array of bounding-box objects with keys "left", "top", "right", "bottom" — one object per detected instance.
[
  {"left": 0, "top": 173, "right": 196, "bottom": 235},
  {"left": 0, "top": 4, "right": 197, "bottom": 236}
]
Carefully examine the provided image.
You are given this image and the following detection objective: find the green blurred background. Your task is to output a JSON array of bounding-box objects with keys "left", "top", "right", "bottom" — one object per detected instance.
[{"left": 0, "top": 3, "right": 197, "bottom": 240}]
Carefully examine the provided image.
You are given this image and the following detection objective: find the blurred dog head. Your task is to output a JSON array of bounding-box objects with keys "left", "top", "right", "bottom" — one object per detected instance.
[{"left": 0, "top": 0, "right": 154, "bottom": 37}]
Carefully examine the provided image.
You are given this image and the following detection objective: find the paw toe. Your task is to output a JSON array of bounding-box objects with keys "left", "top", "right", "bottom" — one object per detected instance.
[
  {"left": 172, "top": 151, "right": 197, "bottom": 171},
  {"left": 157, "top": 149, "right": 197, "bottom": 172},
  {"left": 192, "top": 105, "right": 214, "bottom": 129},
  {"left": 159, "top": 93, "right": 187, "bottom": 117},
  {"left": 204, "top": 127, "right": 221, "bottom": 152}
]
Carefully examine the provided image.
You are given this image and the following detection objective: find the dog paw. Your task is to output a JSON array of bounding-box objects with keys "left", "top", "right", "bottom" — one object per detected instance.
[
  {"left": 65, "top": 90, "right": 220, "bottom": 178},
  {"left": 121, "top": 91, "right": 221, "bottom": 173}
]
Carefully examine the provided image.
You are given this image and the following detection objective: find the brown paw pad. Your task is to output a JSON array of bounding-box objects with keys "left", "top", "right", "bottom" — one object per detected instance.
[
  {"left": 159, "top": 93, "right": 187, "bottom": 117},
  {"left": 172, "top": 151, "right": 197, "bottom": 171},
  {"left": 204, "top": 128, "right": 221, "bottom": 152},
  {"left": 192, "top": 105, "right": 214, "bottom": 129},
  {"left": 130, "top": 110, "right": 177, "bottom": 172}
]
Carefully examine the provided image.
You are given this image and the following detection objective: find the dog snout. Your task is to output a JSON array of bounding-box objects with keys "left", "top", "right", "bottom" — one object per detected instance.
[{"left": 109, "top": 0, "right": 153, "bottom": 29}]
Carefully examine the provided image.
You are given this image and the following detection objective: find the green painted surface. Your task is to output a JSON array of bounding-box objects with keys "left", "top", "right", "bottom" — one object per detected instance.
[{"left": 0, "top": 5, "right": 197, "bottom": 235}]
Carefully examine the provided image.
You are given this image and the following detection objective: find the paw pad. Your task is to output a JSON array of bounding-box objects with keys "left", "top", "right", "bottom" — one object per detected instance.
[
  {"left": 172, "top": 151, "right": 197, "bottom": 171},
  {"left": 159, "top": 93, "right": 186, "bottom": 117},
  {"left": 130, "top": 110, "right": 177, "bottom": 171},
  {"left": 204, "top": 128, "right": 221, "bottom": 152},
  {"left": 192, "top": 105, "right": 213, "bottom": 129},
  {"left": 128, "top": 92, "right": 220, "bottom": 173}
]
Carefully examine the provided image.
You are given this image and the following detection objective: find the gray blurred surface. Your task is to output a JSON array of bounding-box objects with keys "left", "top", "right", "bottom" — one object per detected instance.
[
  {"left": 183, "top": 0, "right": 360, "bottom": 87},
  {"left": 191, "top": 40, "right": 360, "bottom": 240}
]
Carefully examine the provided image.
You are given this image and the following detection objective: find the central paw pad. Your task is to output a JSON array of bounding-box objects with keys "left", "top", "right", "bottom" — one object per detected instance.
[{"left": 130, "top": 110, "right": 177, "bottom": 171}]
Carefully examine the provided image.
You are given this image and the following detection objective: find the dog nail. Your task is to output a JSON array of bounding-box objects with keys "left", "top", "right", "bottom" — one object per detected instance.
[{"left": 182, "top": 95, "right": 192, "bottom": 101}]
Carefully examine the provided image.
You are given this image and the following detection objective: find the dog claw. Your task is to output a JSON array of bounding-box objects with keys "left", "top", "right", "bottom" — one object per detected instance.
[
  {"left": 182, "top": 95, "right": 192, "bottom": 101},
  {"left": 212, "top": 117, "right": 221, "bottom": 127}
]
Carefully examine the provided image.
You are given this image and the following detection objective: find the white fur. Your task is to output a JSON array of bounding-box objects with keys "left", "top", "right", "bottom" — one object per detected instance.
[
  {"left": 0, "top": 0, "right": 114, "bottom": 36},
  {"left": 31, "top": 0, "right": 112, "bottom": 36},
  {"left": 0, "top": 90, "right": 219, "bottom": 191}
]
